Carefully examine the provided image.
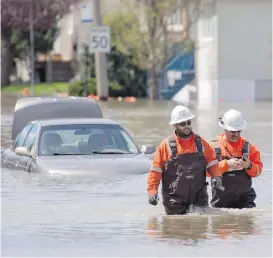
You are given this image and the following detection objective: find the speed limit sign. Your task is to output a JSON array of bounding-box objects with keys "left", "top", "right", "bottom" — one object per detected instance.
[{"left": 89, "top": 26, "right": 111, "bottom": 53}]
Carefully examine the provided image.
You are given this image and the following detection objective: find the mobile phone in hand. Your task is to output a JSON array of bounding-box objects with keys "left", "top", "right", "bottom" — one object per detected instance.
[{"left": 242, "top": 153, "right": 248, "bottom": 161}]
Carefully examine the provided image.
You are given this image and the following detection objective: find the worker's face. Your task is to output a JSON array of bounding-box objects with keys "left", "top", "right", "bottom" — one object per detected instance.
[
  {"left": 225, "top": 129, "right": 241, "bottom": 142},
  {"left": 175, "top": 120, "right": 192, "bottom": 138}
]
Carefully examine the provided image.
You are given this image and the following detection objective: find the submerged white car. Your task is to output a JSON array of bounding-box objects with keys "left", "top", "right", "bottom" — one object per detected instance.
[{"left": 1, "top": 97, "right": 155, "bottom": 174}]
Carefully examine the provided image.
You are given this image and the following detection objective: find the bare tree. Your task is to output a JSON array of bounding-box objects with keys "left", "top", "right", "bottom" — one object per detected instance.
[
  {"left": 107, "top": 0, "right": 210, "bottom": 100},
  {"left": 124, "top": 0, "right": 176, "bottom": 99}
]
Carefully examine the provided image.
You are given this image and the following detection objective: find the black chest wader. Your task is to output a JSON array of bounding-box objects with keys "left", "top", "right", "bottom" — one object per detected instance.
[
  {"left": 210, "top": 140, "right": 256, "bottom": 209},
  {"left": 162, "top": 134, "right": 208, "bottom": 215}
]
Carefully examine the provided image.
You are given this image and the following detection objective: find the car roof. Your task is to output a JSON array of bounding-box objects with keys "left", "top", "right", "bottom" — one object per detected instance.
[
  {"left": 11, "top": 97, "right": 103, "bottom": 140},
  {"left": 14, "top": 96, "right": 100, "bottom": 112},
  {"left": 32, "top": 118, "right": 119, "bottom": 127}
]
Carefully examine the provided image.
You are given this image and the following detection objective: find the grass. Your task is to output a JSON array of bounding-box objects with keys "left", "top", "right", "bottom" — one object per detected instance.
[{"left": 1, "top": 83, "right": 68, "bottom": 95}]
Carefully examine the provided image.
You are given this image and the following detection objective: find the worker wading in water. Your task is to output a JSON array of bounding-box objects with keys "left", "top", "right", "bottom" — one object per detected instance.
[
  {"left": 209, "top": 109, "right": 263, "bottom": 209},
  {"left": 147, "top": 105, "right": 223, "bottom": 215}
]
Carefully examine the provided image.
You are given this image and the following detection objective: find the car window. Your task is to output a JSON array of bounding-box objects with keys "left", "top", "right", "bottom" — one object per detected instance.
[
  {"left": 14, "top": 124, "right": 33, "bottom": 149},
  {"left": 38, "top": 123, "right": 139, "bottom": 156},
  {"left": 119, "top": 130, "right": 139, "bottom": 153},
  {"left": 23, "top": 124, "right": 39, "bottom": 151}
]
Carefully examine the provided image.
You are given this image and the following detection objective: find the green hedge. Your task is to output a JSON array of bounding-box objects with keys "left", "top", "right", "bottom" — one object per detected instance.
[{"left": 68, "top": 78, "right": 126, "bottom": 97}]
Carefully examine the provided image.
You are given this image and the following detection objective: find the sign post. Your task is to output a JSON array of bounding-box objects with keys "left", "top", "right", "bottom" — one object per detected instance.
[{"left": 91, "top": 0, "right": 109, "bottom": 100}]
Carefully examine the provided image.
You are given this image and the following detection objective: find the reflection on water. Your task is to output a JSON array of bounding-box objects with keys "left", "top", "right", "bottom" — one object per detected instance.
[
  {"left": 1, "top": 94, "right": 272, "bottom": 257},
  {"left": 148, "top": 215, "right": 210, "bottom": 243},
  {"left": 210, "top": 214, "right": 259, "bottom": 240},
  {"left": 147, "top": 212, "right": 261, "bottom": 244}
]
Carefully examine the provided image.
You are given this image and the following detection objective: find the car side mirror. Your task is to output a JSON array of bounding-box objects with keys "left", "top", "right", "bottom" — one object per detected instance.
[
  {"left": 141, "top": 144, "right": 156, "bottom": 154},
  {"left": 15, "top": 146, "right": 32, "bottom": 157}
]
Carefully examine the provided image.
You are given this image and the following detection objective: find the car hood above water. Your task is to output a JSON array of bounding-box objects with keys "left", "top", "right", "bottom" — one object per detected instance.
[{"left": 39, "top": 154, "right": 152, "bottom": 175}]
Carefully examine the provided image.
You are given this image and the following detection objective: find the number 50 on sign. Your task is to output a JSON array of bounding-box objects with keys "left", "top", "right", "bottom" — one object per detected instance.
[{"left": 89, "top": 26, "right": 111, "bottom": 53}]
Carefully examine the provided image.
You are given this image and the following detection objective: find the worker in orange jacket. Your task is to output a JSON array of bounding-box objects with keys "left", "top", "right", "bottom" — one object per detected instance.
[
  {"left": 209, "top": 109, "right": 263, "bottom": 209},
  {"left": 147, "top": 105, "right": 222, "bottom": 215}
]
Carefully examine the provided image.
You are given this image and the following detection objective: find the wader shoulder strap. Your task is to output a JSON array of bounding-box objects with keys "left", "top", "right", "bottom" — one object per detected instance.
[
  {"left": 242, "top": 140, "right": 250, "bottom": 154},
  {"left": 195, "top": 134, "right": 204, "bottom": 156},
  {"left": 166, "top": 135, "right": 177, "bottom": 159},
  {"left": 211, "top": 139, "right": 222, "bottom": 161}
]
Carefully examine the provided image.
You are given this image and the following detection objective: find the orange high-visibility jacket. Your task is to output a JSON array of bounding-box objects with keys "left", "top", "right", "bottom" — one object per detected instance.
[
  {"left": 147, "top": 133, "right": 221, "bottom": 194},
  {"left": 209, "top": 133, "right": 263, "bottom": 177}
]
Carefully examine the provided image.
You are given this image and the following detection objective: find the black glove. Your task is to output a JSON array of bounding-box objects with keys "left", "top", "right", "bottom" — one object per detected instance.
[
  {"left": 212, "top": 176, "right": 225, "bottom": 191},
  {"left": 148, "top": 193, "right": 159, "bottom": 206}
]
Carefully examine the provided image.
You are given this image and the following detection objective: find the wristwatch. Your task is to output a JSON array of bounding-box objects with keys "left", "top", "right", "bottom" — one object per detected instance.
[{"left": 246, "top": 163, "right": 252, "bottom": 170}]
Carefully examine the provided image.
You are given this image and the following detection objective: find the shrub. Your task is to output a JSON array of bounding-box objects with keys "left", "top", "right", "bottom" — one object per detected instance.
[{"left": 68, "top": 78, "right": 126, "bottom": 97}]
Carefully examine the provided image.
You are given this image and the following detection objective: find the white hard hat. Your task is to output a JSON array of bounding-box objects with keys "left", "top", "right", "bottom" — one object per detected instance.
[
  {"left": 219, "top": 109, "right": 247, "bottom": 131},
  {"left": 169, "top": 105, "right": 195, "bottom": 125}
]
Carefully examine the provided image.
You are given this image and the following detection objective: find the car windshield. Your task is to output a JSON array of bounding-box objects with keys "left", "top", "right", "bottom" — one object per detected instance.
[{"left": 38, "top": 124, "right": 139, "bottom": 156}]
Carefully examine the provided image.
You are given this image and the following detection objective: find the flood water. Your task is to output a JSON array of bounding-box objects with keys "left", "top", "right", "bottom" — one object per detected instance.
[{"left": 1, "top": 94, "right": 272, "bottom": 257}]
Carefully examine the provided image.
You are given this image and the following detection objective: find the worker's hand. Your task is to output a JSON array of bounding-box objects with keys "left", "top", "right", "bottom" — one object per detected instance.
[
  {"left": 226, "top": 158, "right": 243, "bottom": 170},
  {"left": 148, "top": 193, "right": 159, "bottom": 206},
  {"left": 212, "top": 176, "right": 225, "bottom": 191},
  {"left": 238, "top": 155, "right": 251, "bottom": 169}
]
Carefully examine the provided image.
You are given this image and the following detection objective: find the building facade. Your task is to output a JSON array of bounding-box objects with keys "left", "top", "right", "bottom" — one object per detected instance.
[{"left": 196, "top": 0, "right": 272, "bottom": 107}]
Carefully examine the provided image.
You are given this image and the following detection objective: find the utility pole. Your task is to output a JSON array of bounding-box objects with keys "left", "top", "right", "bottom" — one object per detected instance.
[
  {"left": 91, "top": 0, "right": 109, "bottom": 100},
  {"left": 29, "top": 0, "right": 35, "bottom": 96}
]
